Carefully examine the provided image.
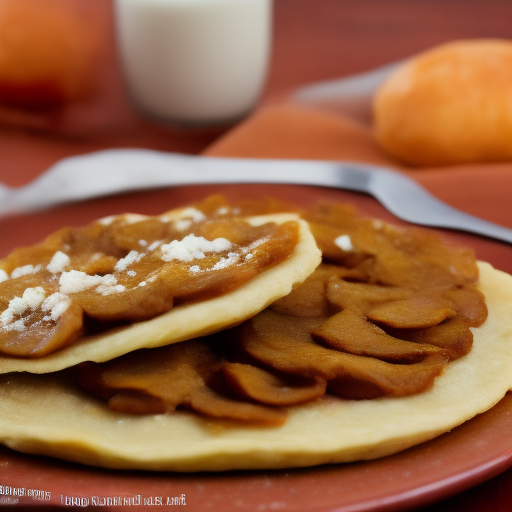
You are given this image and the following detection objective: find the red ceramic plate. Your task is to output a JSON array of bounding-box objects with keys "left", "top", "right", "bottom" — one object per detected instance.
[{"left": 2, "top": 183, "right": 512, "bottom": 512}]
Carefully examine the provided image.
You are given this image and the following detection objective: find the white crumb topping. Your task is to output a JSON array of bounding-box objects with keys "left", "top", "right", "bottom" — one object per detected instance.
[
  {"left": 148, "top": 240, "right": 162, "bottom": 251},
  {"left": 138, "top": 281, "right": 147, "bottom": 287},
  {"left": 174, "top": 219, "right": 192, "bottom": 231},
  {"left": 216, "top": 207, "right": 230, "bottom": 215},
  {"left": 41, "top": 292, "right": 71, "bottom": 321},
  {"left": 160, "top": 234, "right": 232, "bottom": 262},
  {"left": 96, "top": 283, "right": 126, "bottom": 296},
  {"left": 179, "top": 207, "right": 206, "bottom": 222},
  {"left": 173, "top": 208, "right": 207, "bottom": 231},
  {"left": 4, "top": 319, "right": 26, "bottom": 332},
  {"left": 243, "top": 236, "right": 270, "bottom": 253},
  {"left": 51, "top": 300, "right": 70, "bottom": 319},
  {"left": 41, "top": 292, "right": 66, "bottom": 312},
  {"left": 334, "top": 234, "right": 353, "bottom": 252},
  {"left": 11, "top": 264, "right": 42, "bottom": 279},
  {"left": 124, "top": 213, "right": 149, "bottom": 225},
  {"left": 189, "top": 251, "right": 242, "bottom": 272},
  {"left": 211, "top": 252, "right": 240, "bottom": 271},
  {"left": 245, "top": 253, "right": 254, "bottom": 261},
  {"left": 46, "top": 251, "right": 71, "bottom": 274},
  {"left": 127, "top": 270, "right": 137, "bottom": 277},
  {"left": 1, "top": 287, "right": 46, "bottom": 330},
  {"left": 139, "top": 239, "right": 148, "bottom": 247},
  {"left": 98, "top": 215, "right": 116, "bottom": 226},
  {"left": 0, "top": 269, "right": 8, "bottom": 282},
  {"left": 115, "top": 250, "right": 143, "bottom": 272},
  {"left": 59, "top": 270, "right": 117, "bottom": 294}
]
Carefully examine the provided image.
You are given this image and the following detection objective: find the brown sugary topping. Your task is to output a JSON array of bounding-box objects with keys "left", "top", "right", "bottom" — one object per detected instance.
[
  {"left": 0, "top": 197, "right": 299, "bottom": 358},
  {"left": 76, "top": 199, "right": 487, "bottom": 425}
]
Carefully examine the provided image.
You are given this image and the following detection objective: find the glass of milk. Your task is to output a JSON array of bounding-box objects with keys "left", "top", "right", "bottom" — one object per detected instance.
[{"left": 114, "top": 0, "right": 272, "bottom": 126}]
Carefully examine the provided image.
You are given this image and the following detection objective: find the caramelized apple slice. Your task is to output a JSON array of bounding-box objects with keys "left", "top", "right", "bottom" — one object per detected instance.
[
  {"left": 78, "top": 339, "right": 288, "bottom": 425},
  {"left": 223, "top": 362, "right": 327, "bottom": 406},
  {"left": 367, "top": 296, "right": 456, "bottom": 328},
  {"left": 327, "top": 353, "right": 446, "bottom": 399},
  {"left": 69, "top": 254, "right": 175, "bottom": 322},
  {"left": 442, "top": 286, "right": 488, "bottom": 326},
  {"left": 312, "top": 309, "right": 446, "bottom": 362},
  {"left": 0, "top": 290, "right": 83, "bottom": 357},
  {"left": 166, "top": 221, "right": 299, "bottom": 303},
  {"left": 386, "top": 316, "right": 473, "bottom": 361},
  {"left": 187, "top": 387, "right": 287, "bottom": 426},
  {"left": 326, "top": 279, "right": 413, "bottom": 315},
  {"left": 239, "top": 310, "right": 447, "bottom": 397},
  {"left": 271, "top": 264, "right": 343, "bottom": 317}
]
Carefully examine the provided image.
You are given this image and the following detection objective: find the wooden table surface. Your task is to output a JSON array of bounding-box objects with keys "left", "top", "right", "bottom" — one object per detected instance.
[{"left": 1, "top": 1, "right": 512, "bottom": 511}]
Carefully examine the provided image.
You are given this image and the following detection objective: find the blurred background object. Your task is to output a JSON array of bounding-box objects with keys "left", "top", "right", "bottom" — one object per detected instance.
[
  {"left": 0, "top": 0, "right": 113, "bottom": 134},
  {"left": 0, "top": 0, "right": 106, "bottom": 110},
  {"left": 1, "top": 0, "right": 512, "bottom": 186},
  {"left": 373, "top": 39, "right": 512, "bottom": 166},
  {"left": 115, "top": 0, "right": 272, "bottom": 126}
]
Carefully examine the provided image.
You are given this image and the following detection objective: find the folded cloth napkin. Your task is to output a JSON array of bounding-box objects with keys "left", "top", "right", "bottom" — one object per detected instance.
[{"left": 203, "top": 101, "right": 512, "bottom": 273}]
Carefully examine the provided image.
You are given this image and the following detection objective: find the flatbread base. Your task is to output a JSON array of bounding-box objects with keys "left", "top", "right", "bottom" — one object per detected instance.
[
  {"left": 0, "top": 262, "right": 511, "bottom": 472},
  {"left": 0, "top": 215, "right": 321, "bottom": 374}
]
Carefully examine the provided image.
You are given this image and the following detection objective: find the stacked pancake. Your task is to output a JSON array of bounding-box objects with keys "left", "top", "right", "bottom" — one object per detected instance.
[{"left": 1, "top": 195, "right": 511, "bottom": 471}]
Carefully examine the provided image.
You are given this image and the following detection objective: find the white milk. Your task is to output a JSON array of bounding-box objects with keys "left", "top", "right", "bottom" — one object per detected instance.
[{"left": 114, "top": 0, "right": 272, "bottom": 125}]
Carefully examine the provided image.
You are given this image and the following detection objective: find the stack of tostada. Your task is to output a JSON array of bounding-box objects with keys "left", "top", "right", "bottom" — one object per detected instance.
[{"left": 1, "top": 194, "right": 512, "bottom": 472}]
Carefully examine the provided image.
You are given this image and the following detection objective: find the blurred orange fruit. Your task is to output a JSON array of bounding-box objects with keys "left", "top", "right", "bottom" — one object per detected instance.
[{"left": 0, "top": 0, "right": 104, "bottom": 109}]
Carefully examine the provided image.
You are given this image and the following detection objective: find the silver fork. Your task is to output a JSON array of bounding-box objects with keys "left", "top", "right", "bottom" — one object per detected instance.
[
  {"left": 0, "top": 183, "right": 9, "bottom": 207},
  {"left": 1, "top": 149, "right": 511, "bottom": 244}
]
